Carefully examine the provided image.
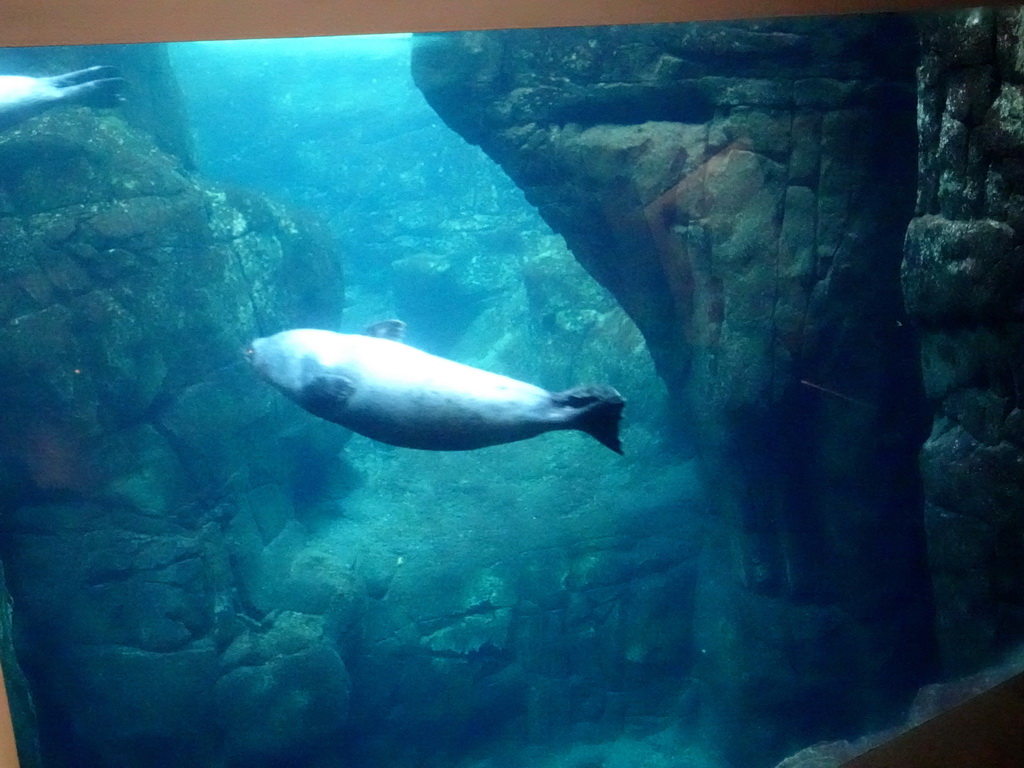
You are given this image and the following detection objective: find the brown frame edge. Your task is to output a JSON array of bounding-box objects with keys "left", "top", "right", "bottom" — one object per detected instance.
[
  {"left": 0, "top": 0, "right": 1002, "bottom": 47},
  {"left": 843, "top": 671, "right": 1024, "bottom": 768},
  {"left": 0, "top": 665, "right": 19, "bottom": 768}
]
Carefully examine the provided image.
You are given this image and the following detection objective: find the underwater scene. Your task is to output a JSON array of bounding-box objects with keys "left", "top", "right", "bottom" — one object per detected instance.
[{"left": 0, "top": 6, "right": 1023, "bottom": 768}]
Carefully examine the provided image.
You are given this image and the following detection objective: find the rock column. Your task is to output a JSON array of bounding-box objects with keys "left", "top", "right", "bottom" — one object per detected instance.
[{"left": 903, "top": 7, "right": 1024, "bottom": 677}]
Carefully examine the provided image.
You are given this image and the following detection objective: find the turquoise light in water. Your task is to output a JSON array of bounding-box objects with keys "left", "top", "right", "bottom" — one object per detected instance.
[{"left": 184, "top": 33, "right": 412, "bottom": 58}]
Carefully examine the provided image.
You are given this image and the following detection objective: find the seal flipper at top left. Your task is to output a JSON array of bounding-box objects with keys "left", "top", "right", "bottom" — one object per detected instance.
[
  {"left": 54, "top": 75, "right": 125, "bottom": 110},
  {"left": 44, "top": 66, "right": 120, "bottom": 88},
  {"left": 0, "top": 65, "right": 125, "bottom": 133}
]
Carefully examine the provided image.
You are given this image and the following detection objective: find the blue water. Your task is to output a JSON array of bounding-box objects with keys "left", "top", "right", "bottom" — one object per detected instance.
[{"left": 171, "top": 36, "right": 530, "bottom": 313}]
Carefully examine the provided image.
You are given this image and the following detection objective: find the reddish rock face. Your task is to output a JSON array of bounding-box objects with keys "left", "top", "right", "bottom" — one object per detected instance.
[{"left": 413, "top": 16, "right": 935, "bottom": 765}]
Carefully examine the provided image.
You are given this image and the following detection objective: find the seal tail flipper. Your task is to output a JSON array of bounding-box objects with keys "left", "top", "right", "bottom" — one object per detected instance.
[{"left": 553, "top": 385, "right": 625, "bottom": 455}]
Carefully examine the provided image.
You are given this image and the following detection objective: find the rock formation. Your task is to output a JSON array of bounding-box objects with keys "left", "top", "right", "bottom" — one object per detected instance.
[
  {"left": 412, "top": 16, "right": 936, "bottom": 764},
  {"left": 903, "top": 7, "right": 1024, "bottom": 676},
  {"left": 0, "top": 92, "right": 347, "bottom": 765}
]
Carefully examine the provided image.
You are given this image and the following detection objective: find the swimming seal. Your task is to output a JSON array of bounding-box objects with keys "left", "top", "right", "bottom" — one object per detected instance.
[
  {"left": 249, "top": 323, "right": 625, "bottom": 454},
  {"left": 0, "top": 66, "right": 125, "bottom": 132}
]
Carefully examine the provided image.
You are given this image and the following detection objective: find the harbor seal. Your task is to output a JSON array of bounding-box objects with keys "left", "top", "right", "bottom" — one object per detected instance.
[
  {"left": 248, "top": 323, "right": 625, "bottom": 454},
  {"left": 0, "top": 66, "right": 124, "bottom": 132}
]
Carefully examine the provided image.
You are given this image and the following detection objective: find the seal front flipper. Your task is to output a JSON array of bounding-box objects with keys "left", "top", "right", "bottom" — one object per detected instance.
[{"left": 296, "top": 372, "right": 356, "bottom": 422}]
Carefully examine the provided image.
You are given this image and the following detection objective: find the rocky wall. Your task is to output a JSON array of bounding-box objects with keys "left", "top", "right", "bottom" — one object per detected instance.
[
  {"left": 0, "top": 47, "right": 198, "bottom": 764},
  {"left": 903, "top": 7, "right": 1024, "bottom": 676},
  {"left": 0, "top": 100, "right": 348, "bottom": 766},
  {"left": 412, "top": 17, "right": 935, "bottom": 765}
]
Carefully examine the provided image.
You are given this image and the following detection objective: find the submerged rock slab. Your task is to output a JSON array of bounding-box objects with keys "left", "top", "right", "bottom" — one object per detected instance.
[
  {"left": 216, "top": 611, "right": 351, "bottom": 760},
  {"left": 904, "top": 215, "right": 1021, "bottom": 321}
]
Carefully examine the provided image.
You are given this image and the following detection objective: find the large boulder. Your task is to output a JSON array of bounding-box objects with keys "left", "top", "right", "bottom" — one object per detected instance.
[
  {"left": 337, "top": 454, "right": 705, "bottom": 764},
  {"left": 216, "top": 612, "right": 351, "bottom": 761}
]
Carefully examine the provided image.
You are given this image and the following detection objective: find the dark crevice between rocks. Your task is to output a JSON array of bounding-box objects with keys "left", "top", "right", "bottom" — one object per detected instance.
[
  {"left": 84, "top": 553, "right": 202, "bottom": 590},
  {"left": 550, "top": 83, "right": 716, "bottom": 127}
]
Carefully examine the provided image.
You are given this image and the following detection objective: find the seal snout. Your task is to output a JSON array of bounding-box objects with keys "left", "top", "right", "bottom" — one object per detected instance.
[
  {"left": 245, "top": 335, "right": 299, "bottom": 391},
  {"left": 243, "top": 338, "right": 272, "bottom": 381}
]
